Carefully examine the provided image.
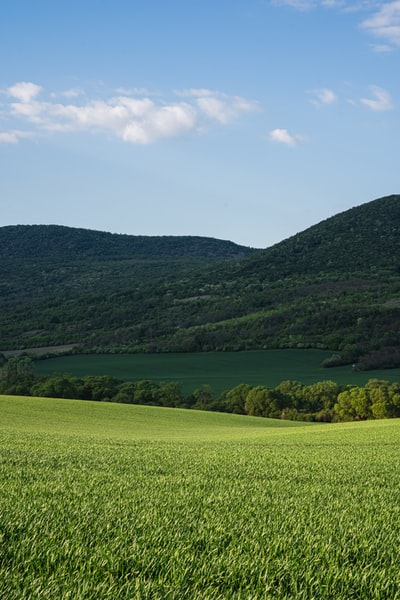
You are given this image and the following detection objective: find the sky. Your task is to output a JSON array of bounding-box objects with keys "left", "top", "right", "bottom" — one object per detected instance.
[{"left": 1, "top": 0, "right": 399, "bottom": 248}]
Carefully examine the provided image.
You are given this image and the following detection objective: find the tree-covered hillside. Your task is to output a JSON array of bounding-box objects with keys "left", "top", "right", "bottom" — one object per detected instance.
[
  {"left": 1, "top": 195, "right": 400, "bottom": 369},
  {"left": 237, "top": 194, "right": 400, "bottom": 279},
  {"left": 0, "top": 224, "right": 254, "bottom": 260}
]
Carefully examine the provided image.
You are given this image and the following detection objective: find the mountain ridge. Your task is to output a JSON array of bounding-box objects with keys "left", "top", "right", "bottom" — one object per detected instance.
[
  {"left": 0, "top": 224, "right": 255, "bottom": 260},
  {"left": 234, "top": 194, "right": 400, "bottom": 278},
  {"left": 1, "top": 194, "right": 400, "bottom": 369}
]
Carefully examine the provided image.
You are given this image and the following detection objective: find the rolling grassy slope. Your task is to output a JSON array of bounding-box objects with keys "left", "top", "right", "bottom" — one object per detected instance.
[
  {"left": 1, "top": 395, "right": 399, "bottom": 599},
  {"left": 0, "top": 394, "right": 306, "bottom": 441}
]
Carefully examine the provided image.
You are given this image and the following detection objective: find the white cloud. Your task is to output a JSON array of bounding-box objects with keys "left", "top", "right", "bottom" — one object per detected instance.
[
  {"left": 177, "top": 88, "right": 260, "bottom": 124},
  {"left": 0, "top": 82, "right": 259, "bottom": 144},
  {"left": 369, "top": 42, "right": 393, "bottom": 52},
  {"left": 0, "top": 131, "right": 20, "bottom": 144},
  {"left": 309, "top": 88, "right": 338, "bottom": 107},
  {"left": 115, "top": 87, "right": 162, "bottom": 97},
  {"left": 197, "top": 95, "right": 257, "bottom": 124},
  {"left": 178, "top": 88, "right": 215, "bottom": 97},
  {"left": 0, "top": 130, "right": 32, "bottom": 144},
  {"left": 273, "top": 0, "right": 381, "bottom": 12},
  {"left": 120, "top": 101, "right": 198, "bottom": 144},
  {"left": 6, "top": 82, "right": 42, "bottom": 102},
  {"left": 196, "top": 96, "right": 233, "bottom": 123},
  {"left": 360, "top": 85, "right": 394, "bottom": 110},
  {"left": 272, "top": 0, "right": 351, "bottom": 10},
  {"left": 273, "top": 0, "right": 400, "bottom": 49},
  {"left": 50, "top": 88, "right": 85, "bottom": 99},
  {"left": 361, "top": 1, "right": 400, "bottom": 47},
  {"left": 268, "top": 128, "right": 305, "bottom": 146},
  {"left": 271, "top": 0, "right": 316, "bottom": 10}
]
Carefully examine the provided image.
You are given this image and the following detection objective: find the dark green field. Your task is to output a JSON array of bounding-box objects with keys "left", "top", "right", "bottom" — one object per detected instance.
[{"left": 35, "top": 349, "right": 400, "bottom": 394}]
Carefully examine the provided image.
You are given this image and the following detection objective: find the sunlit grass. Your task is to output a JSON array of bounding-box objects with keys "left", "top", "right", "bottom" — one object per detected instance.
[
  {"left": 0, "top": 395, "right": 308, "bottom": 441},
  {"left": 1, "top": 395, "right": 399, "bottom": 599}
]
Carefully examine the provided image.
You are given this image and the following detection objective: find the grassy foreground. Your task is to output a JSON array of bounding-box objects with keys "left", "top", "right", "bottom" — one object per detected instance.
[{"left": 1, "top": 396, "right": 400, "bottom": 599}]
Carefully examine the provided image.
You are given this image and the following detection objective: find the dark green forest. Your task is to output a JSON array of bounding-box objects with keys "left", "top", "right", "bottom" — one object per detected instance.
[{"left": 1, "top": 194, "right": 400, "bottom": 369}]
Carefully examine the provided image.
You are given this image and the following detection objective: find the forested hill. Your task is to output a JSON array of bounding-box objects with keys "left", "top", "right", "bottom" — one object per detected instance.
[
  {"left": 2, "top": 194, "right": 400, "bottom": 370},
  {"left": 0, "top": 225, "right": 255, "bottom": 260},
  {"left": 234, "top": 194, "right": 400, "bottom": 279}
]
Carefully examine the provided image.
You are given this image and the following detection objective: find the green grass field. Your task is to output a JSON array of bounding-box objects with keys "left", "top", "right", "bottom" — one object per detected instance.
[
  {"left": 35, "top": 349, "right": 400, "bottom": 394},
  {"left": 1, "top": 395, "right": 400, "bottom": 599}
]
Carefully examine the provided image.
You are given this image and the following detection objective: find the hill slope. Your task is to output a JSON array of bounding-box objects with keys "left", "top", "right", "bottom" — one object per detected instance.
[
  {"left": 237, "top": 194, "right": 400, "bottom": 279},
  {"left": 1, "top": 195, "right": 400, "bottom": 368},
  {"left": 1, "top": 395, "right": 307, "bottom": 441}
]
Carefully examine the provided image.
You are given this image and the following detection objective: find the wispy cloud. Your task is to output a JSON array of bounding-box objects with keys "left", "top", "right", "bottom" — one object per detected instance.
[
  {"left": 368, "top": 43, "right": 394, "bottom": 53},
  {"left": 272, "top": 0, "right": 379, "bottom": 12},
  {"left": 176, "top": 89, "right": 260, "bottom": 124},
  {"left": 50, "top": 88, "right": 85, "bottom": 99},
  {"left": 0, "top": 82, "right": 259, "bottom": 144},
  {"left": 360, "top": 85, "right": 394, "bottom": 110},
  {"left": 271, "top": 0, "right": 316, "bottom": 11},
  {"left": 268, "top": 128, "right": 305, "bottom": 146},
  {"left": 308, "top": 88, "right": 338, "bottom": 107},
  {"left": 0, "top": 130, "right": 33, "bottom": 144},
  {"left": 115, "top": 87, "right": 163, "bottom": 97},
  {"left": 272, "top": 0, "right": 352, "bottom": 11},
  {"left": 273, "top": 0, "right": 400, "bottom": 49},
  {"left": 361, "top": 1, "right": 400, "bottom": 47}
]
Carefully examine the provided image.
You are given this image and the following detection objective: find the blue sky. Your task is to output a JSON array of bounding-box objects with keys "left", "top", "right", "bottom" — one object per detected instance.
[{"left": 1, "top": 0, "right": 399, "bottom": 248}]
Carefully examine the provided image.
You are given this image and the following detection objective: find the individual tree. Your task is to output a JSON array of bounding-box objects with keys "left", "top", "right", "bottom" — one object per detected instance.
[
  {"left": 223, "top": 383, "right": 252, "bottom": 414},
  {"left": 190, "top": 385, "right": 215, "bottom": 411},
  {"left": 133, "top": 380, "right": 160, "bottom": 405},
  {"left": 388, "top": 382, "right": 400, "bottom": 418},
  {"left": 111, "top": 381, "right": 137, "bottom": 404},
  {"left": 0, "top": 356, "right": 35, "bottom": 395},
  {"left": 245, "top": 386, "right": 281, "bottom": 418},
  {"left": 334, "top": 386, "right": 371, "bottom": 421},
  {"left": 303, "top": 380, "right": 340, "bottom": 412},
  {"left": 365, "top": 379, "right": 400, "bottom": 419},
  {"left": 157, "top": 381, "right": 184, "bottom": 407},
  {"left": 366, "top": 379, "right": 390, "bottom": 419},
  {"left": 274, "top": 380, "right": 304, "bottom": 410},
  {"left": 333, "top": 389, "right": 354, "bottom": 421},
  {"left": 350, "top": 386, "right": 371, "bottom": 420},
  {"left": 81, "top": 375, "right": 120, "bottom": 401}
]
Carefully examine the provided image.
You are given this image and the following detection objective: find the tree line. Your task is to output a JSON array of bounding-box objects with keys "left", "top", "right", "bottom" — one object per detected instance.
[{"left": 1, "top": 356, "right": 400, "bottom": 422}]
